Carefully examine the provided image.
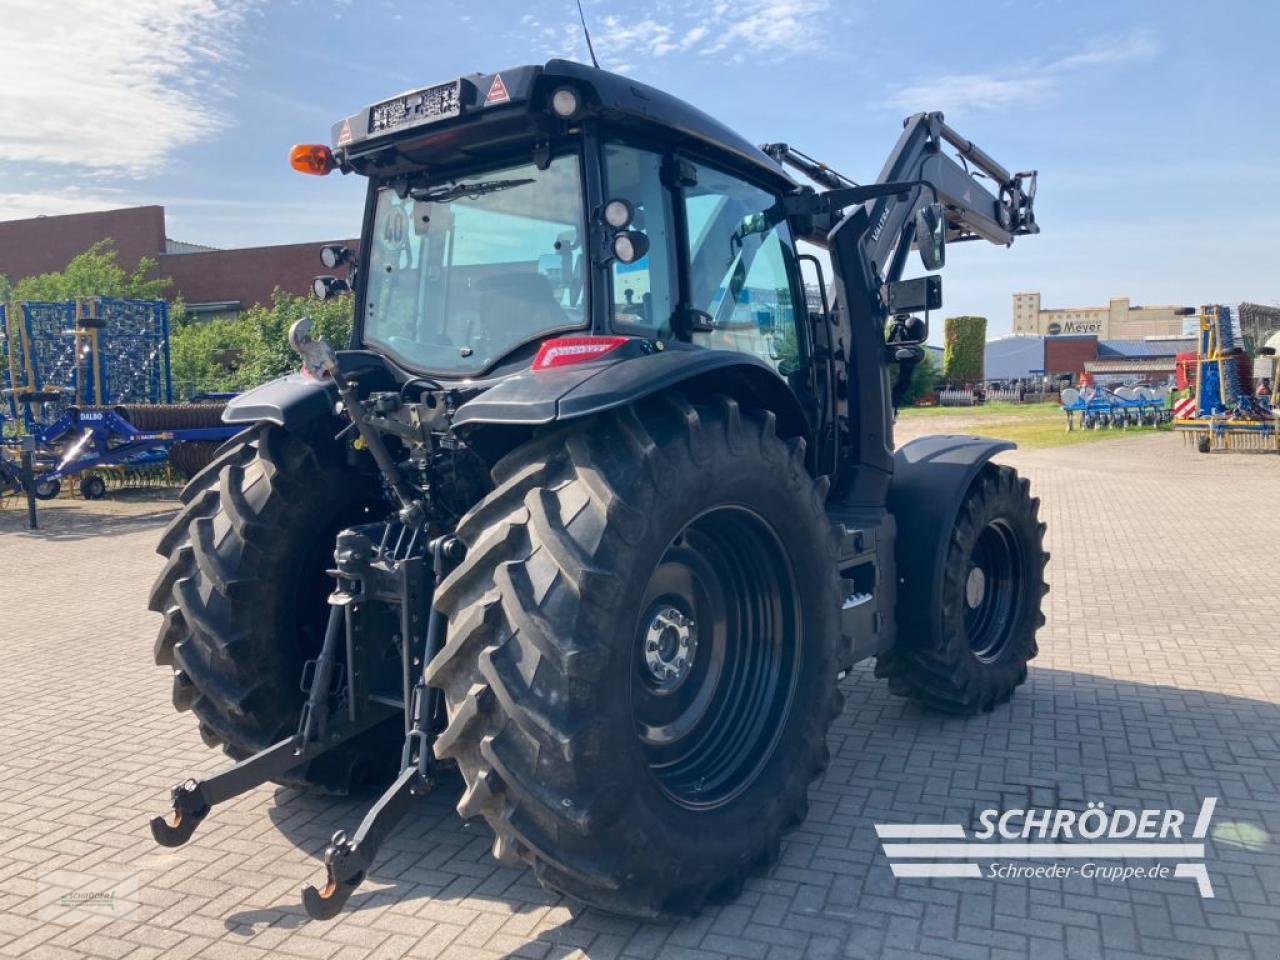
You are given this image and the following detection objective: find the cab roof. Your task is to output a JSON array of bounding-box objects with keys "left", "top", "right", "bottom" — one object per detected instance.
[{"left": 330, "top": 59, "right": 795, "bottom": 190}]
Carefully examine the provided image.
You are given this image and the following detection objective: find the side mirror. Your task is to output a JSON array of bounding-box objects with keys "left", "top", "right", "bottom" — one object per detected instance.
[
  {"left": 312, "top": 275, "right": 351, "bottom": 300},
  {"left": 915, "top": 203, "right": 946, "bottom": 271},
  {"left": 885, "top": 275, "right": 942, "bottom": 316}
]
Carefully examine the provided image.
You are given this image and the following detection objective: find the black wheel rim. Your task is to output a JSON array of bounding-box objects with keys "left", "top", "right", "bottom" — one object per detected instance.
[
  {"left": 630, "top": 505, "right": 800, "bottom": 811},
  {"left": 963, "top": 519, "right": 1024, "bottom": 661}
]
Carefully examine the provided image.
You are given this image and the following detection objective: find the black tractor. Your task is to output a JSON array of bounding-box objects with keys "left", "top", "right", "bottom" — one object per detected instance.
[{"left": 148, "top": 60, "right": 1046, "bottom": 920}]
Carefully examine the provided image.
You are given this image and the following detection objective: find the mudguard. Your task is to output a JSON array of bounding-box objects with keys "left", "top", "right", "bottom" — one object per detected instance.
[
  {"left": 222, "top": 374, "right": 336, "bottom": 429},
  {"left": 222, "top": 352, "right": 394, "bottom": 429},
  {"left": 453, "top": 348, "right": 809, "bottom": 438},
  {"left": 886, "top": 435, "right": 1014, "bottom": 631}
]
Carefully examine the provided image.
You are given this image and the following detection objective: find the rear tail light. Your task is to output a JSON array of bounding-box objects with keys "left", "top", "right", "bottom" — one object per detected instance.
[{"left": 532, "top": 336, "right": 629, "bottom": 371}]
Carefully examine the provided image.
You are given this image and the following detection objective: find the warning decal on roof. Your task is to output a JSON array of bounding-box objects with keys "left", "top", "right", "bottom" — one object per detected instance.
[
  {"left": 485, "top": 73, "right": 511, "bottom": 105},
  {"left": 337, "top": 119, "right": 353, "bottom": 146}
]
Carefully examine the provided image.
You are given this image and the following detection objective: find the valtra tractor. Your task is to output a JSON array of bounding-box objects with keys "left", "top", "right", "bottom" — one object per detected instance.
[{"left": 147, "top": 59, "right": 1046, "bottom": 920}]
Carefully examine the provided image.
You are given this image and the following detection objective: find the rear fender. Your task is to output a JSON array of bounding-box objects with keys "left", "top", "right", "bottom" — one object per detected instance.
[
  {"left": 222, "top": 374, "right": 336, "bottom": 429},
  {"left": 886, "top": 435, "right": 1015, "bottom": 640},
  {"left": 222, "top": 352, "right": 393, "bottom": 430},
  {"left": 453, "top": 348, "right": 809, "bottom": 442}
]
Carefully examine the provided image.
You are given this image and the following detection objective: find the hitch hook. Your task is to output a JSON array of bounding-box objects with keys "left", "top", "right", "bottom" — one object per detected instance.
[
  {"left": 149, "top": 779, "right": 210, "bottom": 847},
  {"left": 302, "top": 830, "right": 367, "bottom": 920}
]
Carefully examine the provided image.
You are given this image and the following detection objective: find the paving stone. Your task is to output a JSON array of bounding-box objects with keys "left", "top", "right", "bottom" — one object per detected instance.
[{"left": 2, "top": 436, "right": 1277, "bottom": 958}]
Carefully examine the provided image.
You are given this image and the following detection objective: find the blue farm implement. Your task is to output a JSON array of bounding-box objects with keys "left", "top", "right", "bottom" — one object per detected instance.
[
  {"left": 1173, "top": 305, "right": 1276, "bottom": 453},
  {"left": 2, "top": 298, "right": 173, "bottom": 426},
  {"left": 2, "top": 296, "right": 241, "bottom": 501},
  {"left": 1, "top": 402, "right": 240, "bottom": 501},
  {"left": 1061, "top": 385, "right": 1171, "bottom": 431}
]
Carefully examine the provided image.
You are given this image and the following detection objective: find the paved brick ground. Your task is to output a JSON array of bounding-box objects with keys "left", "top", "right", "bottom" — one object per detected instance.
[{"left": 1, "top": 434, "right": 1277, "bottom": 960}]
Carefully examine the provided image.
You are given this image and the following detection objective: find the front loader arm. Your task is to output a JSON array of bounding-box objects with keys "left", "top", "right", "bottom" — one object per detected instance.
[
  {"left": 772, "top": 111, "right": 1037, "bottom": 282},
  {"left": 864, "top": 112, "right": 1037, "bottom": 281},
  {"left": 766, "top": 112, "right": 1038, "bottom": 508}
]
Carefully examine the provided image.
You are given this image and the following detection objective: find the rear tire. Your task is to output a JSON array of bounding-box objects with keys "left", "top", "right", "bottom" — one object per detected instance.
[
  {"left": 428, "top": 395, "right": 842, "bottom": 917},
  {"left": 148, "top": 423, "right": 398, "bottom": 792},
  {"left": 876, "top": 463, "right": 1047, "bottom": 713}
]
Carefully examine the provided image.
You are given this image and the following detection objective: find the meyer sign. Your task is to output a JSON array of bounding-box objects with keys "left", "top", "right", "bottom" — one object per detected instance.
[{"left": 1047, "top": 320, "right": 1104, "bottom": 336}]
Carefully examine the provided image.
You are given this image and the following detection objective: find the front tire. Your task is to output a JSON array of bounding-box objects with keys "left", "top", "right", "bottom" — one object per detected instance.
[
  {"left": 428, "top": 395, "right": 842, "bottom": 917},
  {"left": 877, "top": 463, "right": 1047, "bottom": 713}
]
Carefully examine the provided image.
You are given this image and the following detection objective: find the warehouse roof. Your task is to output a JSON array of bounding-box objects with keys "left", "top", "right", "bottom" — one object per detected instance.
[
  {"left": 984, "top": 335, "right": 1045, "bottom": 380},
  {"left": 1098, "top": 338, "right": 1197, "bottom": 358}
]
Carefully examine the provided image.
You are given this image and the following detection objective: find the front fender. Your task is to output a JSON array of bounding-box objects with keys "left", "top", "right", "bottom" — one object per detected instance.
[{"left": 887, "top": 435, "right": 1015, "bottom": 634}]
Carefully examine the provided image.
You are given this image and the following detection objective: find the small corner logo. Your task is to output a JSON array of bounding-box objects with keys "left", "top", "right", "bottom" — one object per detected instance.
[
  {"left": 876, "top": 797, "right": 1217, "bottom": 898},
  {"left": 485, "top": 73, "right": 511, "bottom": 106},
  {"left": 38, "top": 869, "right": 139, "bottom": 922},
  {"left": 337, "top": 119, "right": 353, "bottom": 147}
]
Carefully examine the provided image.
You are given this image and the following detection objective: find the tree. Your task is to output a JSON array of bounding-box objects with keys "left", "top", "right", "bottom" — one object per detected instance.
[
  {"left": 943, "top": 315, "right": 986, "bottom": 384},
  {"left": 168, "top": 289, "right": 354, "bottom": 398},
  {"left": 12, "top": 239, "right": 171, "bottom": 302},
  {"left": 890, "top": 348, "right": 941, "bottom": 406}
]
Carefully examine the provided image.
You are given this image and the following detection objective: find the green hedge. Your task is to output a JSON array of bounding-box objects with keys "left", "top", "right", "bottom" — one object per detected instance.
[
  {"left": 943, "top": 315, "right": 986, "bottom": 384},
  {"left": 171, "top": 290, "right": 353, "bottom": 398}
]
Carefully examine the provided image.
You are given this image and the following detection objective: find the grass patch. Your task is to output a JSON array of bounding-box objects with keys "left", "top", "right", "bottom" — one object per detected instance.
[
  {"left": 899, "top": 402, "right": 1172, "bottom": 448},
  {"left": 898, "top": 401, "right": 1055, "bottom": 419}
]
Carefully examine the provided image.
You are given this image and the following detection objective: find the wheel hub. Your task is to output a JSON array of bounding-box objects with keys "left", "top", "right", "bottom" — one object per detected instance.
[
  {"left": 965, "top": 565, "right": 986, "bottom": 608},
  {"left": 642, "top": 606, "right": 697, "bottom": 689},
  {"left": 630, "top": 505, "right": 801, "bottom": 811}
]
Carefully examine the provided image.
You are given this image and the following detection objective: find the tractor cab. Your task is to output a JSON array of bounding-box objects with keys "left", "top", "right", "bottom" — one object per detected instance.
[{"left": 296, "top": 60, "right": 810, "bottom": 387}]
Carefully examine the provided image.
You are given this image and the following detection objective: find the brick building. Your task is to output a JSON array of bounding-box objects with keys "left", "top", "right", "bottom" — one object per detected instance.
[{"left": 0, "top": 205, "right": 353, "bottom": 320}]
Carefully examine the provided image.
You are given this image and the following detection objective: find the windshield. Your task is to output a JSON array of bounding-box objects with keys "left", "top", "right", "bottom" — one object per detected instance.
[{"left": 362, "top": 154, "right": 586, "bottom": 375}]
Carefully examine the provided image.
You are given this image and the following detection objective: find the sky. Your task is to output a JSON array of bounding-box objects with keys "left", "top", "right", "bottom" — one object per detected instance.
[{"left": 0, "top": 0, "right": 1276, "bottom": 340}]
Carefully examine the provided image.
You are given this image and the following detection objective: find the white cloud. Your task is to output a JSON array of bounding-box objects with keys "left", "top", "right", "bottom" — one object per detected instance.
[
  {"left": 522, "top": 0, "right": 832, "bottom": 69},
  {"left": 0, "top": 188, "right": 129, "bottom": 222},
  {"left": 0, "top": 0, "right": 254, "bottom": 175},
  {"left": 886, "top": 30, "right": 1159, "bottom": 114}
]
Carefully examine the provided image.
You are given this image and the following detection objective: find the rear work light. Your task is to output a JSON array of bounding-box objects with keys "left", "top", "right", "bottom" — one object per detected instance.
[
  {"left": 290, "top": 143, "right": 335, "bottom": 175},
  {"left": 532, "top": 336, "right": 629, "bottom": 371}
]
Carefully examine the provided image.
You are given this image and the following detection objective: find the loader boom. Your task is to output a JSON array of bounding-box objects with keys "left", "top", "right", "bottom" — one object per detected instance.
[{"left": 764, "top": 112, "right": 1038, "bottom": 506}]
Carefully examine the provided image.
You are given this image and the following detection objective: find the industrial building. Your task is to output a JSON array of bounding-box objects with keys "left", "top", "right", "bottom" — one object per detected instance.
[
  {"left": 0, "top": 206, "right": 353, "bottom": 320},
  {"left": 984, "top": 334, "right": 1196, "bottom": 386},
  {"left": 1012, "top": 292, "right": 1193, "bottom": 339},
  {"left": 984, "top": 335, "right": 1045, "bottom": 381}
]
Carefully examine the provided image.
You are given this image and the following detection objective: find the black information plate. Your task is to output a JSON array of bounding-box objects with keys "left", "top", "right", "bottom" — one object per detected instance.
[{"left": 369, "top": 81, "right": 462, "bottom": 135}]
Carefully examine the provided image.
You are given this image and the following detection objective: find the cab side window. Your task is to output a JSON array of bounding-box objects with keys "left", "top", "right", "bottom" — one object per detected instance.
[
  {"left": 682, "top": 164, "right": 802, "bottom": 375},
  {"left": 603, "top": 144, "right": 678, "bottom": 336}
]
